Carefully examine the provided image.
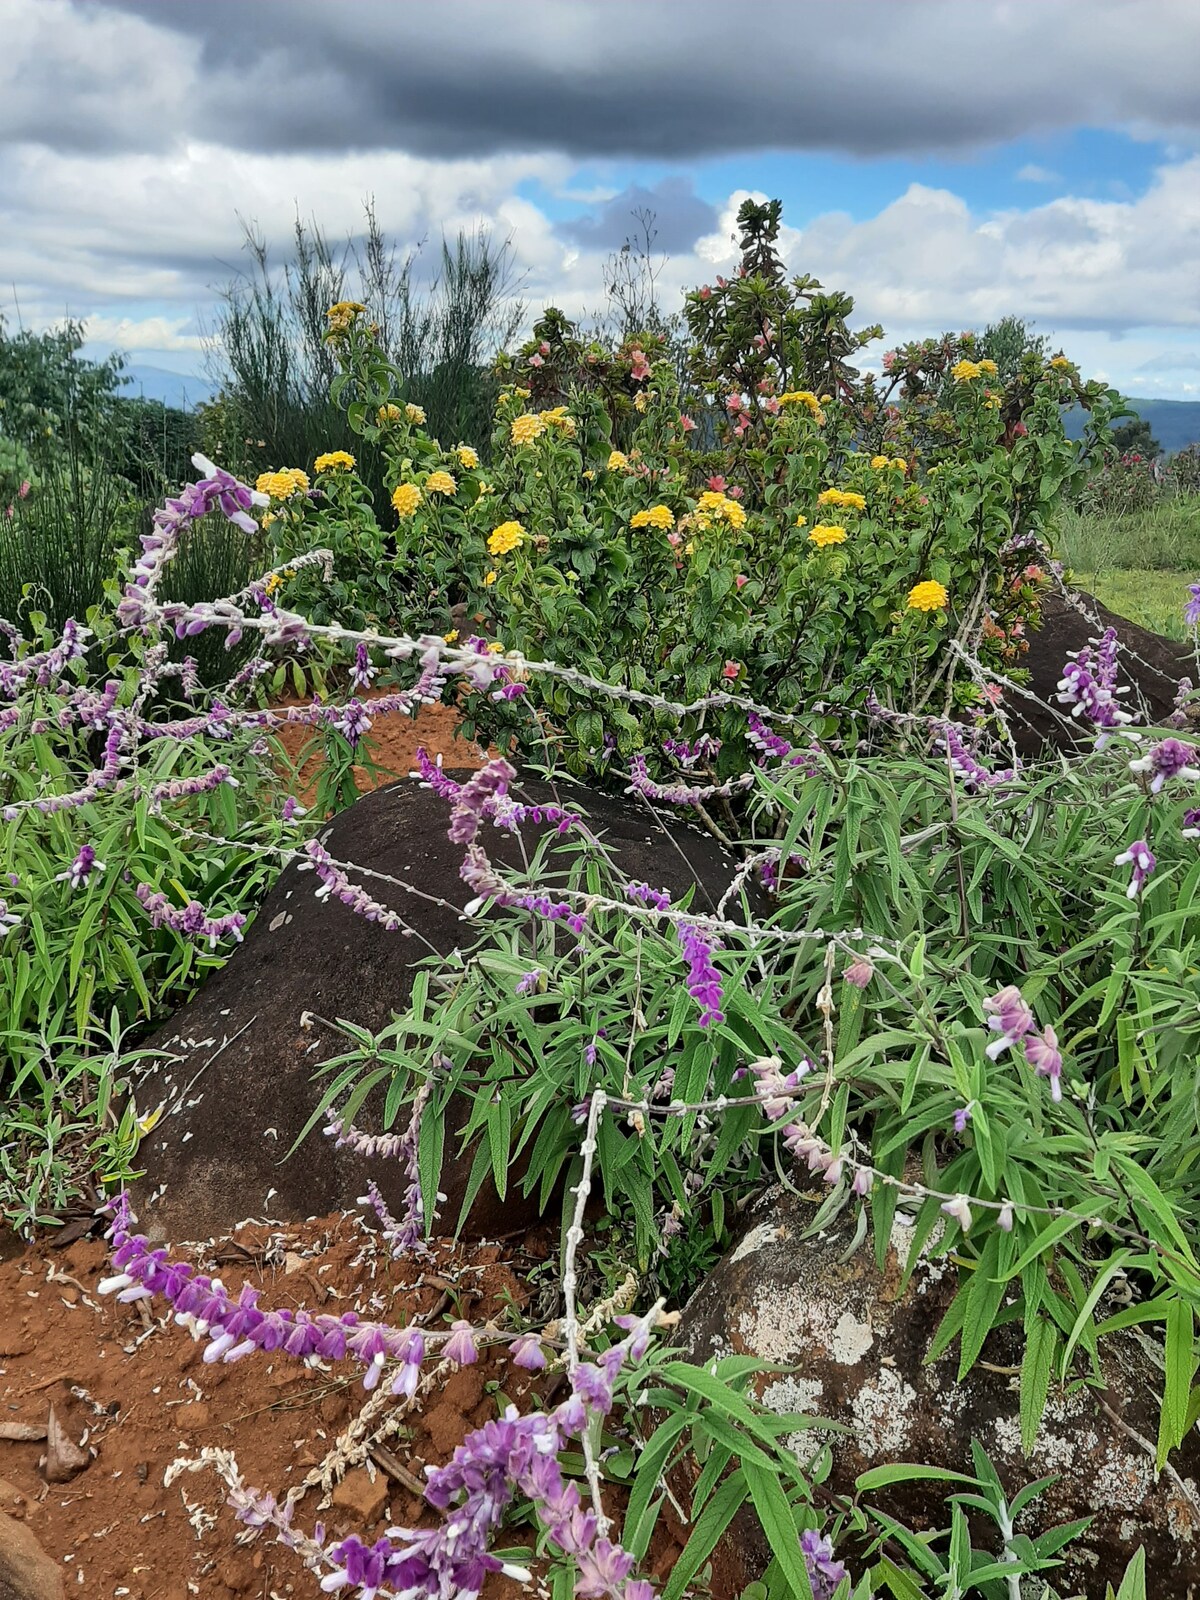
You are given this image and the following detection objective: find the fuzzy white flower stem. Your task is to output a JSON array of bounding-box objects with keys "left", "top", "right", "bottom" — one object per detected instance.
[{"left": 562, "top": 1086, "right": 610, "bottom": 1536}]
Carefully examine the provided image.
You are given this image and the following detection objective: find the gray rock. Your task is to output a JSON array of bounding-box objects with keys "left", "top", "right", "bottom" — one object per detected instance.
[{"left": 675, "top": 1185, "right": 1200, "bottom": 1597}]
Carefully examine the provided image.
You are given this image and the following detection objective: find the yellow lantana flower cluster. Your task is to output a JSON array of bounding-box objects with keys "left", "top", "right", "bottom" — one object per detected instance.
[
  {"left": 314, "top": 451, "right": 355, "bottom": 473},
  {"left": 1049, "top": 355, "right": 1072, "bottom": 371},
  {"left": 456, "top": 445, "right": 480, "bottom": 470},
  {"left": 510, "top": 413, "right": 546, "bottom": 445},
  {"left": 376, "top": 404, "right": 402, "bottom": 425},
  {"left": 694, "top": 490, "right": 747, "bottom": 531},
  {"left": 391, "top": 483, "right": 422, "bottom": 517},
  {"left": 871, "top": 455, "right": 908, "bottom": 472},
  {"left": 256, "top": 468, "right": 310, "bottom": 499},
  {"left": 630, "top": 505, "right": 675, "bottom": 531},
  {"left": 539, "top": 405, "right": 576, "bottom": 438},
  {"left": 952, "top": 359, "right": 995, "bottom": 383},
  {"left": 406, "top": 403, "right": 427, "bottom": 425},
  {"left": 425, "top": 471, "right": 457, "bottom": 495},
  {"left": 907, "top": 579, "right": 949, "bottom": 612},
  {"left": 325, "top": 300, "right": 365, "bottom": 336},
  {"left": 607, "top": 450, "right": 630, "bottom": 472},
  {"left": 808, "top": 523, "right": 848, "bottom": 548},
  {"left": 817, "top": 488, "right": 867, "bottom": 512},
  {"left": 778, "top": 391, "right": 825, "bottom": 423},
  {"left": 487, "top": 520, "right": 526, "bottom": 556}
]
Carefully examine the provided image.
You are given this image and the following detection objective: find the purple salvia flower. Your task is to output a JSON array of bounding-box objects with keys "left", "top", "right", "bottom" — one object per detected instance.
[
  {"left": 1129, "top": 737, "right": 1200, "bottom": 794},
  {"left": 443, "top": 1320, "right": 479, "bottom": 1366},
  {"left": 626, "top": 752, "right": 752, "bottom": 807},
  {"left": 749, "top": 1054, "right": 811, "bottom": 1120},
  {"left": 509, "top": 1333, "right": 547, "bottom": 1371},
  {"left": 953, "top": 1102, "right": 973, "bottom": 1134},
  {"left": 0, "top": 900, "right": 20, "bottom": 936},
  {"left": 1024, "top": 1025, "right": 1063, "bottom": 1102},
  {"left": 662, "top": 733, "right": 721, "bottom": 767},
  {"left": 625, "top": 880, "right": 673, "bottom": 912},
  {"left": 1115, "top": 838, "right": 1156, "bottom": 898},
  {"left": 350, "top": 641, "right": 375, "bottom": 693},
  {"left": 678, "top": 921, "right": 724, "bottom": 1027},
  {"left": 333, "top": 698, "right": 372, "bottom": 747},
  {"left": 800, "top": 1529, "right": 849, "bottom": 1600},
  {"left": 1055, "top": 628, "right": 1135, "bottom": 747},
  {"left": 941, "top": 1194, "right": 973, "bottom": 1234},
  {"left": 982, "top": 984, "right": 1036, "bottom": 1059},
  {"left": 135, "top": 884, "right": 246, "bottom": 949},
  {"left": 515, "top": 968, "right": 542, "bottom": 996},
  {"left": 1170, "top": 678, "right": 1193, "bottom": 729},
  {"left": 1186, "top": 583, "right": 1200, "bottom": 629},
  {"left": 448, "top": 758, "right": 517, "bottom": 845},
  {"left": 55, "top": 843, "right": 104, "bottom": 890},
  {"left": 843, "top": 953, "right": 874, "bottom": 988}
]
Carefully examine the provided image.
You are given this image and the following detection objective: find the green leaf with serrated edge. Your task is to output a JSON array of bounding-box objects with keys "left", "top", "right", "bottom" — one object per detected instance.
[
  {"left": 856, "top": 1464, "right": 978, "bottom": 1492},
  {"left": 744, "top": 1460, "right": 813, "bottom": 1599},
  {"left": 661, "top": 1470, "right": 748, "bottom": 1600},
  {"left": 1020, "top": 1318, "right": 1056, "bottom": 1456},
  {"left": 1159, "top": 1298, "right": 1195, "bottom": 1469}
]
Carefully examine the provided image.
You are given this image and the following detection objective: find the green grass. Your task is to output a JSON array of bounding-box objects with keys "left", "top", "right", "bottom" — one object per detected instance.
[{"left": 1056, "top": 495, "right": 1200, "bottom": 637}]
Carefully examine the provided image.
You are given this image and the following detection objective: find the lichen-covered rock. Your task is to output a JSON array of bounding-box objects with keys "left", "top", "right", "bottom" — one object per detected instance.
[
  {"left": 131, "top": 774, "right": 754, "bottom": 1243},
  {"left": 675, "top": 1185, "right": 1200, "bottom": 1596}
]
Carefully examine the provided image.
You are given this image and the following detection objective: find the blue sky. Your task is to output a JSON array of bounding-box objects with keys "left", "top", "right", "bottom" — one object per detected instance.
[{"left": 2, "top": 1, "right": 1198, "bottom": 399}]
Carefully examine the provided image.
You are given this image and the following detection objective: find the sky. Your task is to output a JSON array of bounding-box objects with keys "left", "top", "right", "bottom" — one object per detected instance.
[{"left": 2, "top": 0, "right": 1199, "bottom": 398}]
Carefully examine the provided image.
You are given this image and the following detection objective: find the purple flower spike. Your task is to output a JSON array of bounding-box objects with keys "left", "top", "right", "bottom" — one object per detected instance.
[
  {"left": 1186, "top": 583, "right": 1200, "bottom": 629},
  {"left": 801, "top": 1528, "right": 849, "bottom": 1600},
  {"left": 678, "top": 922, "right": 724, "bottom": 1027},
  {"left": 443, "top": 1320, "right": 479, "bottom": 1367},
  {"left": 509, "top": 1333, "right": 547, "bottom": 1371},
  {"left": 54, "top": 843, "right": 104, "bottom": 890}
]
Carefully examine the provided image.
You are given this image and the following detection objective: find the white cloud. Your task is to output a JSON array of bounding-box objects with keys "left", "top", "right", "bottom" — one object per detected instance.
[
  {"left": 1015, "top": 164, "right": 1062, "bottom": 183},
  {"left": 71, "top": 314, "right": 208, "bottom": 355}
]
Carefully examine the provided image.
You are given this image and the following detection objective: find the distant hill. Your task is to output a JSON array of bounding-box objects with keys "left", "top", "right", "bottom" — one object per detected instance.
[
  {"left": 1064, "top": 396, "right": 1200, "bottom": 455},
  {"left": 118, "top": 364, "right": 216, "bottom": 411}
]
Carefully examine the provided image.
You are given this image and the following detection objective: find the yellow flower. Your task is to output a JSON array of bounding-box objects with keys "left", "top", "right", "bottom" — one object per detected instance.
[
  {"left": 892, "top": 457, "right": 908, "bottom": 473},
  {"left": 630, "top": 505, "right": 675, "bottom": 531},
  {"left": 261, "top": 511, "right": 276, "bottom": 530},
  {"left": 870, "top": 455, "right": 891, "bottom": 469},
  {"left": 907, "top": 579, "right": 949, "bottom": 612},
  {"left": 819, "top": 393, "right": 832, "bottom": 403},
  {"left": 488, "top": 520, "right": 526, "bottom": 556},
  {"left": 1050, "top": 355, "right": 1072, "bottom": 370},
  {"left": 694, "top": 490, "right": 747, "bottom": 530},
  {"left": 425, "top": 470, "right": 457, "bottom": 495},
  {"left": 256, "top": 468, "right": 308, "bottom": 500},
  {"left": 406, "top": 403, "right": 427, "bottom": 425},
  {"left": 377, "top": 404, "right": 403, "bottom": 425},
  {"left": 607, "top": 450, "right": 629, "bottom": 471},
  {"left": 539, "top": 405, "right": 576, "bottom": 437},
  {"left": 327, "top": 300, "right": 365, "bottom": 320},
  {"left": 582, "top": 469, "right": 595, "bottom": 481},
  {"left": 684, "top": 540, "right": 695, "bottom": 555},
  {"left": 633, "top": 392, "right": 648, "bottom": 413},
  {"left": 817, "top": 488, "right": 867, "bottom": 512},
  {"left": 984, "top": 396, "right": 1001, "bottom": 411},
  {"left": 808, "top": 523, "right": 848, "bottom": 548},
  {"left": 484, "top": 571, "right": 498, "bottom": 586},
  {"left": 486, "top": 641, "right": 506, "bottom": 654},
  {"left": 978, "top": 359, "right": 998, "bottom": 376},
  {"left": 511, "top": 412, "right": 546, "bottom": 445},
  {"left": 443, "top": 629, "right": 459, "bottom": 642},
  {"left": 795, "top": 514, "right": 808, "bottom": 527},
  {"left": 314, "top": 451, "right": 355, "bottom": 473},
  {"left": 778, "top": 391, "right": 825, "bottom": 423},
  {"left": 391, "top": 483, "right": 422, "bottom": 517},
  {"left": 952, "top": 359, "right": 982, "bottom": 382},
  {"left": 456, "top": 445, "right": 480, "bottom": 470},
  {"left": 263, "top": 572, "right": 283, "bottom": 595}
]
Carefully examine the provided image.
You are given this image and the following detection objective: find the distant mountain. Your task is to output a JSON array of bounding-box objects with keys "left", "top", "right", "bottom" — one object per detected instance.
[
  {"left": 118, "top": 364, "right": 217, "bottom": 411},
  {"left": 1063, "top": 396, "right": 1200, "bottom": 455}
]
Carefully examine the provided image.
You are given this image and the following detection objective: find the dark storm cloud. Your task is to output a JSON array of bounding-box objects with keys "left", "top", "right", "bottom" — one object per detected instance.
[
  {"left": 556, "top": 181, "right": 719, "bottom": 254},
  {"left": 56, "top": 0, "right": 1200, "bottom": 162}
]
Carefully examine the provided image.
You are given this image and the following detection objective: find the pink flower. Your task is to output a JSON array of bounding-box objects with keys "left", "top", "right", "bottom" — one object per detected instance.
[
  {"left": 983, "top": 683, "right": 1004, "bottom": 706},
  {"left": 715, "top": 276, "right": 727, "bottom": 288},
  {"left": 706, "top": 475, "right": 727, "bottom": 492},
  {"left": 757, "top": 378, "right": 774, "bottom": 394},
  {"left": 1024, "top": 564, "right": 1044, "bottom": 581},
  {"left": 17, "top": 480, "right": 30, "bottom": 499},
  {"left": 722, "top": 660, "right": 740, "bottom": 680},
  {"left": 667, "top": 531, "right": 682, "bottom": 547},
  {"left": 735, "top": 574, "right": 748, "bottom": 589},
  {"left": 528, "top": 353, "right": 544, "bottom": 367},
  {"left": 734, "top": 418, "right": 750, "bottom": 437},
  {"left": 699, "top": 285, "right": 712, "bottom": 300},
  {"left": 727, "top": 485, "right": 743, "bottom": 500},
  {"left": 725, "top": 393, "right": 743, "bottom": 413},
  {"left": 679, "top": 414, "right": 696, "bottom": 433},
  {"left": 881, "top": 351, "right": 896, "bottom": 371},
  {"left": 538, "top": 340, "right": 550, "bottom": 356},
  {"left": 764, "top": 398, "right": 781, "bottom": 414}
]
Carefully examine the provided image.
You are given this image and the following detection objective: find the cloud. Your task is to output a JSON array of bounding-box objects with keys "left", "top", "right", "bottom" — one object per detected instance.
[
  {"left": 71, "top": 314, "right": 208, "bottom": 355},
  {"left": 555, "top": 179, "right": 718, "bottom": 255},
  {"left": 22, "top": 0, "right": 1200, "bottom": 163},
  {"left": 1015, "top": 164, "right": 1062, "bottom": 183}
]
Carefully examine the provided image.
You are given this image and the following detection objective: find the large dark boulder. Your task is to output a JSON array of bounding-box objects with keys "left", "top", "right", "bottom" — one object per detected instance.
[
  {"left": 131, "top": 774, "right": 752, "bottom": 1243},
  {"left": 1014, "top": 588, "right": 1195, "bottom": 754},
  {"left": 675, "top": 1184, "right": 1200, "bottom": 1597}
]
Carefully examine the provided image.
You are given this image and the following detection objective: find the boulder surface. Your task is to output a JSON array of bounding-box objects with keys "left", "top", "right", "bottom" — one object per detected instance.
[
  {"left": 131, "top": 773, "right": 752, "bottom": 1242},
  {"left": 675, "top": 1184, "right": 1200, "bottom": 1597}
]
